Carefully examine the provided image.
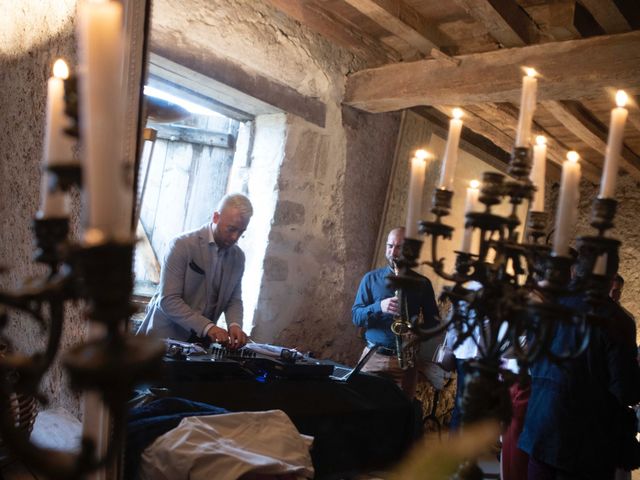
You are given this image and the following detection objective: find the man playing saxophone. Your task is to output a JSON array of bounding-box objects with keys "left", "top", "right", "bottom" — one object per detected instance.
[{"left": 352, "top": 227, "right": 439, "bottom": 396}]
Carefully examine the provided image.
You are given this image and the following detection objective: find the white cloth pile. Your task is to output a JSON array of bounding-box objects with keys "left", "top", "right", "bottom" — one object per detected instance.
[{"left": 139, "top": 409, "right": 314, "bottom": 480}]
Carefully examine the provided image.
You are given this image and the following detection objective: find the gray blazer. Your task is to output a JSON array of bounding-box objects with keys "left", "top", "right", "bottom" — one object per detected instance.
[{"left": 137, "top": 224, "right": 245, "bottom": 341}]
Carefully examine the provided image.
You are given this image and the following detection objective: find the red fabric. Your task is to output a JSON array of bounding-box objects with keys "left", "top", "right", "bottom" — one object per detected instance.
[{"left": 502, "top": 381, "right": 531, "bottom": 480}]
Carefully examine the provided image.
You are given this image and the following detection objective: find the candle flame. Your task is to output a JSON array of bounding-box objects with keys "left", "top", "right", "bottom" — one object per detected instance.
[
  {"left": 470, "top": 179, "right": 480, "bottom": 189},
  {"left": 615, "top": 90, "right": 628, "bottom": 108},
  {"left": 53, "top": 59, "right": 69, "bottom": 79},
  {"left": 566, "top": 151, "right": 580, "bottom": 163},
  {"left": 415, "top": 149, "right": 429, "bottom": 160},
  {"left": 524, "top": 67, "right": 537, "bottom": 77},
  {"left": 535, "top": 135, "right": 547, "bottom": 146},
  {"left": 452, "top": 108, "right": 464, "bottom": 119}
]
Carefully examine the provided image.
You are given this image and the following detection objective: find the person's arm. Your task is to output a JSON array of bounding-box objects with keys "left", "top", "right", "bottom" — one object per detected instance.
[
  {"left": 223, "top": 253, "right": 246, "bottom": 349},
  {"left": 224, "top": 263, "right": 244, "bottom": 329},
  {"left": 352, "top": 273, "right": 387, "bottom": 328},
  {"left": 156, "top": 238, "right": 211, "bottom": 335}
]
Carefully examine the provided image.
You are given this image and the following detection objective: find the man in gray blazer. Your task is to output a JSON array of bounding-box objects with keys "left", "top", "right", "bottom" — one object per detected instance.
[{"left": 138, "top": 193, "right": 252, "bottom": 348}]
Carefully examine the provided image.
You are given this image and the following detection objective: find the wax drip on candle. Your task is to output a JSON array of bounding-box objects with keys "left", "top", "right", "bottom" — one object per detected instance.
[
  {"left": 438, "top": 108, "right": 464, "bottom": 191},
  {"left": 461, "top": 179, "right": 480, "bottom": 253},
  {"left": 405, "top": 149, "right": 430, "bottom": 238},
  {"left": 598, "top": 89, "right": 629, "bottom": 199},
  {"left": 515, "top": 68, "right": 538, "bottom": 148},
  {"left": 530, "top": 135, "right": 547, "bottom": 212},
  {"left": 552, "top": 151, "right": 581, "bottom": 257}
]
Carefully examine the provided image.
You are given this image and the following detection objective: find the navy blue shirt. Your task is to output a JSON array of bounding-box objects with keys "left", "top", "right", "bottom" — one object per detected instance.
[
  {"left": 352, "top": 266, "right": 438, "bottom": 349},
  {"left": 518, "top": 295, "right": 640, "bottom": 478}
]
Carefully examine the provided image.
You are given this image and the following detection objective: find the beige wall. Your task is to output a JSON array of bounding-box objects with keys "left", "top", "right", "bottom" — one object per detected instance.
[{"left": 0, "top": 0, "right": 83, "bottom": 416}]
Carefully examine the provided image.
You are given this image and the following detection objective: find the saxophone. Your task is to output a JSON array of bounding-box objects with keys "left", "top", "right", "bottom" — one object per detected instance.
[{"left": 390, "top": 261, "right": 412, "bottom": 369}]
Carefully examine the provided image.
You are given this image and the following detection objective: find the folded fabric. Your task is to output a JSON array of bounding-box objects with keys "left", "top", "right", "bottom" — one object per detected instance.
[
  {"left": 126, "top": 397, "right": 228, "bottom": 479},
  {"left": 139, "top": 409, "right": 314, "bottom": 480}
]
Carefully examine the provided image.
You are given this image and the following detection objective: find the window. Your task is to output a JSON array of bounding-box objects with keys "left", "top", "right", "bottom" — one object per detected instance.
[{"left": 133, "top": 55, "right": 285, "bottom": 333}]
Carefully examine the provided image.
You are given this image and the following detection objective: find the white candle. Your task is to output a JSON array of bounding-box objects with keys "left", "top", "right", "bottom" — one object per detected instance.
[
  {"left": 593, "top": 253, "right": 607, "bottom": 276},
  {"left": 599, "top": 90, "right": 629, "bottom": 199},
  {"left": 515, "top": 68, "right": 538, "bottom": 148},
  {"left": 552, "top": 151, "right": 581, "bottom": 257},
  {"left": 406, "top": 150, "right": 428, "bottom": 238},
  {"left": 43, "top": 59, "right": 75, "bottom": 167},
  {"left": 78, "top": 0, "right": 128, "bottom": 241},
  {"left": 460, "top": 179, "right": 480, "bottom": 253},
  {"left": 530, "top": 135, "right": 547, "bottom": 212},
  {"left": 438, "top": 108, "right": 463, "bottom": 191}
]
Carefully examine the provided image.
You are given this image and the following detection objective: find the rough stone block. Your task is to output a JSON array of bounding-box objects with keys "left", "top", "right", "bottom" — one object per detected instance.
[
  {"left": 273, "top": 200, "right": 305, "bottom": 226},
  {"left": 263, "top": 256, "right": 289, "bottom": 281}
]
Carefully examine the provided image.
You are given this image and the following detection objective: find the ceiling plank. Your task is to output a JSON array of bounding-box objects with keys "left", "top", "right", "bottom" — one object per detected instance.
[
  {"left": 341, "top": 0, "right": 445, "bottom": 54},
  {"left": 524, "top": 0, "right": 581, "bottom": 41},
  {"left": 451, "top": 0, "right": 539, "bottom": 46},
  {"left": 263, "top": 0, "right": 396, "bottom": 64},
  {"left": 541, "top": 100, "right": 640, "bottom": 180},
  {"left": 460, "top": 103, "right": 600, "bottom": 182},
  {"left": 578, "top": 0, "right": 632, "bottom": 34},
  {"left": 344, "top": 30, "right": 640, "bottom": 112}
]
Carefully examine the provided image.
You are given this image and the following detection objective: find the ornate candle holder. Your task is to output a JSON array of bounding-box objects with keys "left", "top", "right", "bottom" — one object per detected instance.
[
  {"left": 0, "top": 77, "right": 164, "bottom": 480},
  {"left": 387, "top": 145, "right": 619, "bottom": 478}
]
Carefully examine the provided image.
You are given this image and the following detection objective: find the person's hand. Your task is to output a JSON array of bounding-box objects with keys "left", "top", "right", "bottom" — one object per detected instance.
[
  {"left": 381, "top": 296, "right": 400, "bottom": 315},
  {"left": 207, "top": 325, "right": 230, "bottom": 345},
  {"left": 228, "top": 324, "right": 248, "bottom": 350}
]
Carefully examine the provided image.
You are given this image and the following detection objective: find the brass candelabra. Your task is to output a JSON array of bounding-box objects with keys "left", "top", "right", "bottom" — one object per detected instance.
[
  {"left": 388, "top": 146, "right": 618, "bottom": 479},
  {"left": 0, "top": 78, "right": 164, "bottom": 480}
]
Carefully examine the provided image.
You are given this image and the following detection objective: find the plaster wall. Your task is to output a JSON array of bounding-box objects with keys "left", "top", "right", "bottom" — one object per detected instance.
[{"left": 0, "top": 0, "right": 83, "bottom": 416}]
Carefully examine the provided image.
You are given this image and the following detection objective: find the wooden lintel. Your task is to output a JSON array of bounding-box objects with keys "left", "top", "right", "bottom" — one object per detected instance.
[
  {"left": 342, "top": 0, "right": 443, "bottom": 54},
  {"left": 541, "top": 100, "right": 640, "bottom": 180},
  {"left": 150, "top": 123, "right": 235, "bottom": 149},
  {"left": 578, "top": 0, "right": 631, "bottom": 34},
  {"left": 263, "top": 0, "right": 396, "bottom": 64},
  {"left": 344, "top": 30, "right": 640, "bottom": 113},
  {"left": 452, "top": 0, "right": 539, "bottom": 47},
  {"left": 150, "top": 45, "right": 327, "bottom": 128}
]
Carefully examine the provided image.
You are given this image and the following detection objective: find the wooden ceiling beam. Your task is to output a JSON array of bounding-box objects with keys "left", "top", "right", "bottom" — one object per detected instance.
[
  {"left": 263, "top": 0, "right": 396, "bottom": 64},
  {"left": 452, "top": 0, "right": 539, "bottom": 47},
  {"left": 458, "top": 103, "right": 600, "bottom": 182},
  {"left": 344, "top": 30, "right": 640, "bottom": 112},
  {"left": 541, "top": 100, "right": 640, "bottom": 180},
  {"left": 523, "top": 1, "right": 582, "bottom": 41},
  {"left": 341, "top": 0, "right": 445, "bottom": 55},
  {"left": 578, "top": 0, "right": 631, "bottom": 34}
]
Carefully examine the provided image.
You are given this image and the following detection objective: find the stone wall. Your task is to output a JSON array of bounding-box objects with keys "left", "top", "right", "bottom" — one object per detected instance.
[
  {"left": 547, "top": 174, "right": 640, "bottom": 340},
  {"left": 0, "top": 0, "right": 84, "bottom": 416}
]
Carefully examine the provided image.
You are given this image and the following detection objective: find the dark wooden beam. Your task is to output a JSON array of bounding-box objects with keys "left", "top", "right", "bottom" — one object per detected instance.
[
  {"left": 452, "top": 0, "right": 539, "bottom": 46},
  {"left": 579, "top": 0, "right": 631, "bottom": 34},
  {"left": 344, "top": 30, "right": 640, "bottom": 112},
  {"left": 541, "top": 100, "right": 640, "bottom": 180},
  {"left": 342, "top": 0, "right": 445, "bottom": 55},
  {"left": 466, "top": 102, "right": 601, "bottom": 181},
  {"left": 263, "top": 0, "right": 396, "bottom": 64},
  {"left": 150, "top": 45, "right": 327, "bottom": 128}
]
